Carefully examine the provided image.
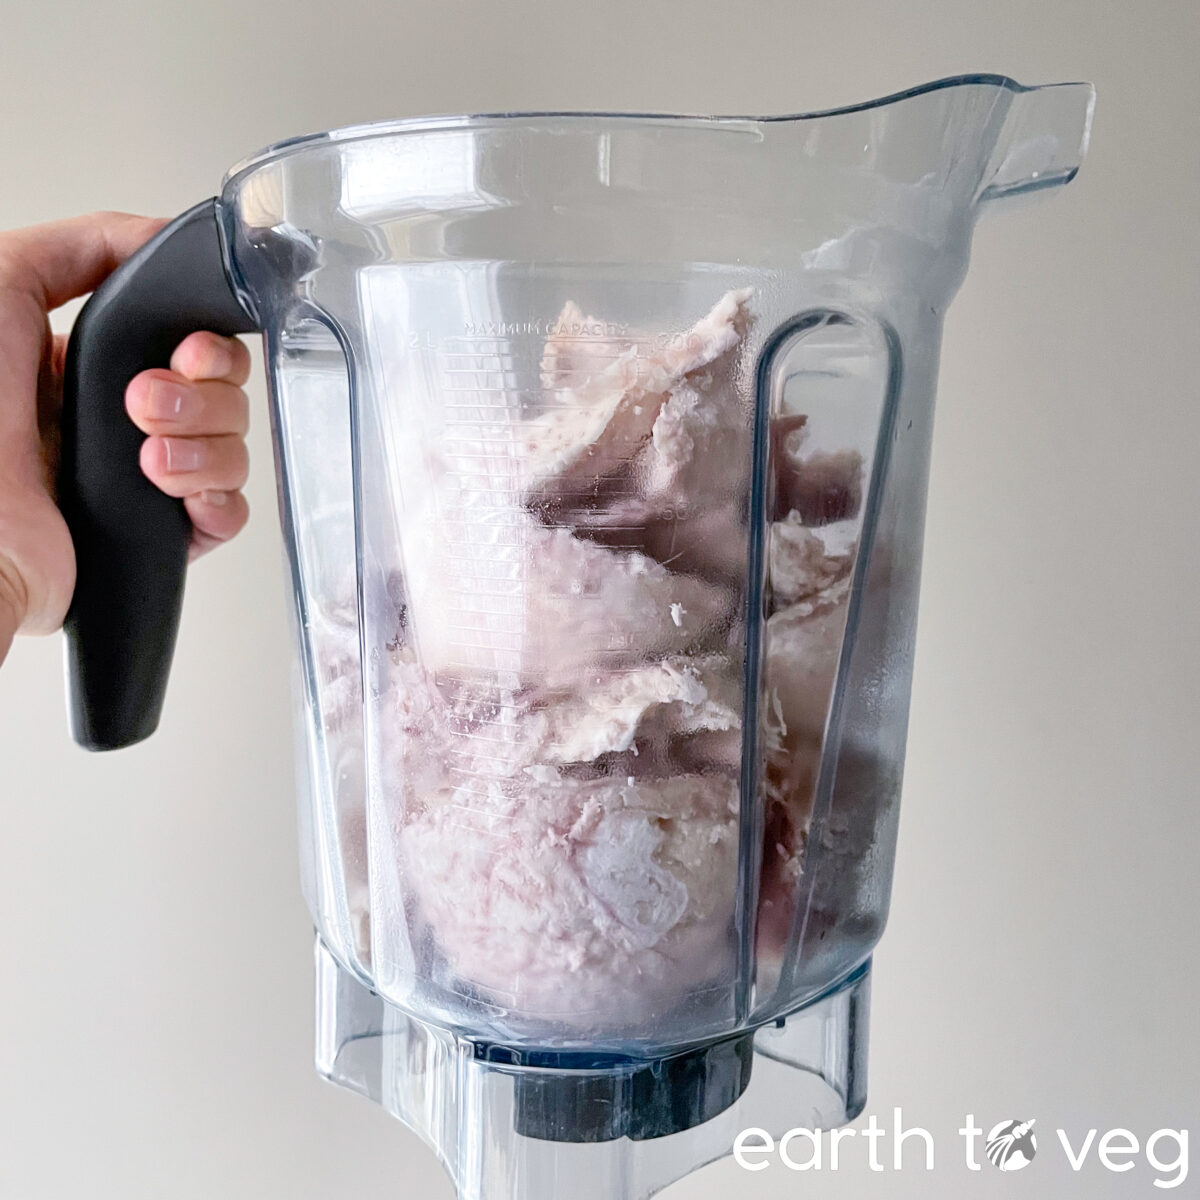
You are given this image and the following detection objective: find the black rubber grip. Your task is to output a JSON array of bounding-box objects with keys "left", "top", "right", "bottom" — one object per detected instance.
[{"left": 59, "top": 199, "right": 258, "bottom": 751}]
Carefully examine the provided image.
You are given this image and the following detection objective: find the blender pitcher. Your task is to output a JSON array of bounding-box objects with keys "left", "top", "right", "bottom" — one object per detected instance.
[{"left": 59, "top": 74, "right": 1093, "bottom": 1200}]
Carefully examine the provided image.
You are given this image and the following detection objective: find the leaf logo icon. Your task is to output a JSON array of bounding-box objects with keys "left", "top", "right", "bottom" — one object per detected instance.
[{"left": 986, "top": 1119, "right": 1039, "bottom": 1171}]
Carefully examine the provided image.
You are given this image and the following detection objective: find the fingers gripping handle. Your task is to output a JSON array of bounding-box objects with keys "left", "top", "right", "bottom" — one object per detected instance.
[{"left": 60, "top": 200, "right": 258, "bottom": 751}]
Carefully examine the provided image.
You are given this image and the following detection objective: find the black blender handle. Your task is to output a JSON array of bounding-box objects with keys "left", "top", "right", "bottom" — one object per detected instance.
[{"left": 59, "top": 199, "right": 259, "bottom": 751}]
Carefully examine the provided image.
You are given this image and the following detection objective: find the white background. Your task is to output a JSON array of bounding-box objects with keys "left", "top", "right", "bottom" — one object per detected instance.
[{"left": 0, "top": 1, "right": 1196, "bottom": 1196}]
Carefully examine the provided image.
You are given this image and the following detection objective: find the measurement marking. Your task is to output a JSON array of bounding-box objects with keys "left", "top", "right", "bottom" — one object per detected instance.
[
  {"left": 437, "top": 555, "right": 529, "bottom": 568},
  {"left": 432, "top": 513, "right": 530, "bottom": 523},
  {"left": 445, "top": 715, "right": 532, "bottom": 732},
  {"left": 440, "top": 702, "right": 527, "bottom": 716},
  {"left": 441, "top": 776, "right": 519, "bottom": 797},
  {"left": 429, "top": 686, "right": 526, "bottom": 702},
  {"left": 444, "top": 402, "right": 604, "bottom": 410},
  {"left": 440, "top": 369, "right": 631, "bottom": 381},
  {"left": 440, "top": 561, "right": 525, "bottom": 572},
  {"left": 549, "top": 337, "right": 649, "bottom": 345},
  {"left": 440, "top": 637, "right": 527, "bottom": 653},
  {"left": 431, "top": 673, "right": 524, "bottom": 688},
  {"left": 440, "top": 337, "right": 646, "bottom": 347},
  {"left": 437, "top": 555, "right": 530, "bottom": 569},
  {"left": 442, "top": 472, "right": 524, "bottom": 482},
  {"left": 438, "top": 588, "right": 530, "bottom": 603},
  {"left": 436, "top": 386, "right": 533, "bottom": 395},
  {"left": 439, "top": 353, "right": 632, "bottom": 366},
  {"left": 443, "top": 630, "right": 524, "bottom": 646},
  {"left": 435, "top": 532, "right": 533, "bottom": 543},
  {"left": 444, "top": 724, "right": 528, "bottom": 744},
  {"left": 441, "top": 438, "right": 524, "bottom": 450},
  {"left": 436, "top": 505, "right": 535, "bottom": 516},
  {"left": 524, "top": 487, "right": 642, "bottom": 498},
  {"left": 439, "top": 613, "right": 524, "bottom": 627}
]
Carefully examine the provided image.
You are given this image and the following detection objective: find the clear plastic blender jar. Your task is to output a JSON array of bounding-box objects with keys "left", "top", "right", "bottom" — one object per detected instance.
[{"left": 60, "top": 73, "right": 1093, "bottom": 1200}]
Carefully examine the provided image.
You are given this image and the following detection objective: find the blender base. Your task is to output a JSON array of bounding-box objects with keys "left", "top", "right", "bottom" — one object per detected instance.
[{"left": 314, "top": 939, "right": 870, "bottom": 1200}]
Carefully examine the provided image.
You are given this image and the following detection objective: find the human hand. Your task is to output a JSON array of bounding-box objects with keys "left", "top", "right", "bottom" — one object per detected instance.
[{"left": 0, "top": 212, "right": 252, "bottom": 666}]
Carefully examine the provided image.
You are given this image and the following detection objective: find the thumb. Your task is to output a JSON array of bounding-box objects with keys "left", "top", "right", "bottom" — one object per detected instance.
[{"left": 0, "top": 211, "right": 167, "bottom": 312}]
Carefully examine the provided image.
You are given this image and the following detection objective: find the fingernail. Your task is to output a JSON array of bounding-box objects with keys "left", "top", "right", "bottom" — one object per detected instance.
[
  {"left": 146, "top": 378, "right": 198, "bottom": 422},
  {"left": 202, "top": 489, "right": 229, "bottom": 506},
  {"left": 205, "top": 339, "right": 235, "bottom": 379},
  {"left": 163, "top": 437, "right": 206, "bottom": 473}
]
